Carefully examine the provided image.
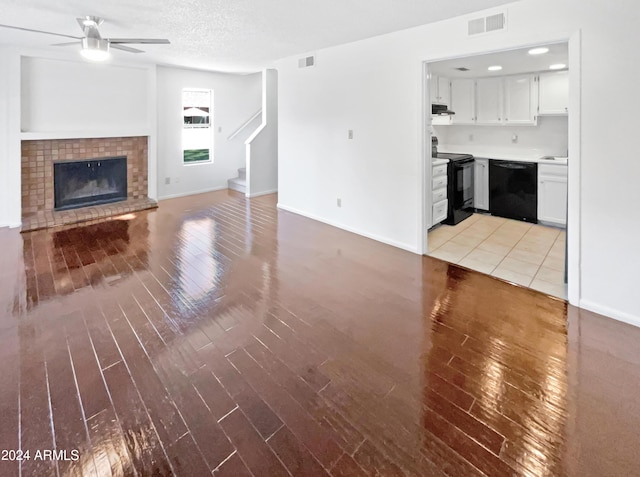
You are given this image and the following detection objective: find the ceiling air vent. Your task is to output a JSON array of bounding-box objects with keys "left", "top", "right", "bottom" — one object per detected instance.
[
  {"left": 454, "top": 67, "right": 470, "bottom": 72},
  {"left": 298, "top": 55, "right": 315, "bottom": 68},
  {"left": 486, "top": 13, "right": 506, "bottom": 32},
  {"left": 468, "top": 11, "right": 507, "bottom": 36},
  {"left": 468, "top": 18, "right": 485, "bottom": 36}
]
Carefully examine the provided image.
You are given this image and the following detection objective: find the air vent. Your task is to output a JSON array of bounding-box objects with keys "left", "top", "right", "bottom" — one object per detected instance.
[
  {"left": 486, "top": 13, "right": 506, "bottom": 32},
  {"left": 454, "top": 67, "right": 470, "bottom": 72},
  {"left": 468, "top": 11, "right": 507, "bottom": 36},
  {"left": 468, "top": 18, "right": 485, "bottom": 35},
  {"left": 298, "top": 55, "right": 315, "bottom": 68}
]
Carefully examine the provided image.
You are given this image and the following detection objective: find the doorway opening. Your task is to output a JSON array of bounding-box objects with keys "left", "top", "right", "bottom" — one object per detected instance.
[{"left": 422, "top": 40, "right": 575, "bottom": 301}]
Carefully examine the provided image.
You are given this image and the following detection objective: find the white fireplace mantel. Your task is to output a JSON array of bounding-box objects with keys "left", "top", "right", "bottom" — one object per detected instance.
[{"left": 20, "top": 130, "right": 152, "bottom": 141}]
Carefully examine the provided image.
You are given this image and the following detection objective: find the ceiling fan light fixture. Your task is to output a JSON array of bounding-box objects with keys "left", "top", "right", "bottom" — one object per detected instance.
[
  {"left": 80, "top": 16, "right": 102, "bottom": 27},
  {"left": 80, "top": 37, "right": 110, "bottom": 61}
]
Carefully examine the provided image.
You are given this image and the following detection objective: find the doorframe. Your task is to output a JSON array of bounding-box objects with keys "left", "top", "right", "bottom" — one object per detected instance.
[{"left": 419, "top": 31, "right": 582, "bottom": 307}]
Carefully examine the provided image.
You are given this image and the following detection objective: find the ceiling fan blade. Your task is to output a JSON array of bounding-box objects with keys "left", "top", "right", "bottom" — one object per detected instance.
[
  {"left": 51, "top": 41, "right": 79, "bottom": 47},
  {"left": 110, "top": 44, "right": 144, "bottom": 54},
  {"left": 107, "top": 38, "right": 170, "bottom": 44},
  {"left": 0, "top": 24, "right": 81, "bottom": 40}
]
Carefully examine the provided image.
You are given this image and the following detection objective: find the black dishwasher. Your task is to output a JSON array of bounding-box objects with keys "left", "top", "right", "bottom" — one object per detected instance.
[{"left": 489, "top": 160, "right": 538, "bottom": 223}]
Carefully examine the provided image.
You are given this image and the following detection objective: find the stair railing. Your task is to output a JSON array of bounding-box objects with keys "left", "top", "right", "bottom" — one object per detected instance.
[{"left": 227, "top": 109, "right": 262, "bottom": 141}]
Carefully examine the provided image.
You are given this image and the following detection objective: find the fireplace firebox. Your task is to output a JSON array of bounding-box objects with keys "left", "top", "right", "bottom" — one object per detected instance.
[{"left": 54, "top": 156, "right": 127, "bottom": 211}]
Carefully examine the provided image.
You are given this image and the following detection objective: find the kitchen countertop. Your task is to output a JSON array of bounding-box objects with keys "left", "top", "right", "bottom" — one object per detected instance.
[
  {"left": 437, "top": 145, "right": 568, "bottom": 165},
  {"left": 432, "top": 158, "right": 449, "bottom": 166}
]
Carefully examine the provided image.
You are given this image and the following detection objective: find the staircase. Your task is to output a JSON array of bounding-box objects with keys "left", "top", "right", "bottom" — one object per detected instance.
[{"left": 228, "top": 167, "right": 246, "bottom": 194}]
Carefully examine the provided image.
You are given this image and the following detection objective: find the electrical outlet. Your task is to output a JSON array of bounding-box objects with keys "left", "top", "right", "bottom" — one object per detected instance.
[
  {"left": 165, "top": 177, "right": 171, "bottom": 185},
  {"left": 337, "top": 198, "right": 342, "bottom": 207},
  {"left": 218, "top": 126, "right": 222, "bottom": 133},
  {"left": 469, "top": 134, "right": 474, "bottom": 141},
  {"left": 512, "top": 134, "right": 518, "bottom": 143},
  {"left": 348, "top": 130, "right": 353, "bottom": 139}
]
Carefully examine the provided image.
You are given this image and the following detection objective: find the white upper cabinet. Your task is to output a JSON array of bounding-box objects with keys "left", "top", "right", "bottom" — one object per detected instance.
[
  {"left": 429, "top": 74, "right": 438, "bottom": 104},
  {"left": 448, "top": 74, "right": 539, "bottom": 126},
  {"left": 430, "top": 74, "right": 451, "bottom": 105},
  {"left": 437, "top": 76, "right": 451, "bottom": 106},
  {"left": 450, "top": 79, "right": 476, "bottom": 124},
  {"left": 504, "top": 75, "right": 538, "bottom": 125},
  {"left": 538, "top": 71, "right": 569, "bottom": 115},
  {"left": 475, "top": 78, "right": 503, "bottom": 125}
]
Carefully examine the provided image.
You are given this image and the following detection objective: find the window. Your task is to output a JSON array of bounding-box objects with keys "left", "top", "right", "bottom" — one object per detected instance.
[{"left": 182, "top": 89, "right": 213, "bottom": 164}]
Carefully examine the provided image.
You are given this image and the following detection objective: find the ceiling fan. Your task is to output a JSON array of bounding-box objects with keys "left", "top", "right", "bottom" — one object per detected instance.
[{"left": 0, "top": 16, "right": 170, "bottom": 61}]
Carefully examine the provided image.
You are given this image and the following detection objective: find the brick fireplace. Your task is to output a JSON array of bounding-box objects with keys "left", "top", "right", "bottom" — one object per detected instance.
[{"left": 21, "top": 136, "right": 157, "bottom": 231}]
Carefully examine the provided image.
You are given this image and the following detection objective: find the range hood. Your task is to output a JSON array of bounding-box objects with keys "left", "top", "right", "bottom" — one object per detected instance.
[{"left": 432, "top": 104, "right": 455, "bottom": 116}]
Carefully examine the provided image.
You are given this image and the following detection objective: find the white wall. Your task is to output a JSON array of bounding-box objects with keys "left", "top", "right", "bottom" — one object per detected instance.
[
  {"left": 156, "top": 67, "right": 261, "bottom": 199},
  {"left": 276, "top": 0, "right": 640, "bottom": 324},
  {"left": 435, "top": 116, "right": 568, "bottom": 156},
  {"left": 21, "top": 57, "right": 149, "bottom": 133},
  {"left": 247, "top": 69, "right": 278, "bottom": 197},
  {"left": 0, "top": 50, "right": 10, "bottom": 227},
  {"left": 0, "top": 48, "right": 22, "bottom": 228}
]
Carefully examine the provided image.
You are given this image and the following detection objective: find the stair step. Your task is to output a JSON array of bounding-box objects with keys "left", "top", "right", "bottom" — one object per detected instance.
[
  {"left": 238, "top": 167, "right": 246, "bottom": 180},
  {"left": 228, "top": 177, "right": 246, "bottom": 194}
]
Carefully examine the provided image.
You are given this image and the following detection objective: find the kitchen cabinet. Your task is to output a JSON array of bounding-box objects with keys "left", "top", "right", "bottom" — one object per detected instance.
[
  {"left": 450, "top": 79, "right": 476, "bottom": 125},
  {"left": 432, "top": 160, "right": 448, "bottom": 226},
  {"left": 504, "top": 74, "right": 538, "bottom": 125},
  {"left": 538, "top": 71, "right": 569, "bottom": 115},
  {"left": 538, "top": 163, "right": 567, "bottom": 226},
  {"left": 449, "top": 74, "right": 538, "bottom": 126},
  {"left": 476, "top": 78, "right": 503, "bottom": 125},
  {"left": 473, "top": 158, "right": 489, "bottom": 211},
  {"left": 430, "top": 74, "right": 451, "bottom": 105}
]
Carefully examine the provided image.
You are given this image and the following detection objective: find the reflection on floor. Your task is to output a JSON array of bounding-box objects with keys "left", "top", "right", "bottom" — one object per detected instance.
[
  {"left": 428, "top": 214, "right": 567, "bottom": 299},
  {"left": 3, "top": 191, "right": 640, "bottom": 476}
]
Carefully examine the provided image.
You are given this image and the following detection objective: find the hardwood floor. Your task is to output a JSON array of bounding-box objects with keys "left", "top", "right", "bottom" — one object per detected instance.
[{"left": 1, "top": 189, "right": 639, "bottom": 476}]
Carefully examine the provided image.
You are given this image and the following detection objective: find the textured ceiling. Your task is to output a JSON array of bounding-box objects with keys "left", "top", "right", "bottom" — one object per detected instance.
[{"left": 0, "top": 0, "right": 516, "bottom": 72}]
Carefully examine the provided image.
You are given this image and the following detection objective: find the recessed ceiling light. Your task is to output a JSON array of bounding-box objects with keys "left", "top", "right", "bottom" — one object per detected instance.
[
  {"left": 488, "top": 65, "right": 502, "bottom": 71},
  {"left": 549, "top": 63, "right": 566, "bottom": 70},
  {"left": 528, "top": 47, "right": 549, "bottom": 55}
]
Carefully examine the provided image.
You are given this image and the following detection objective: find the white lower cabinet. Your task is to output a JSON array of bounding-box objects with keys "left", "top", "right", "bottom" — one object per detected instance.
[
  {"left": 432, "top": 160, "right": 449, "bottom": 226},
  {"left": 473, "top": 158, "right": 489, "bottom": 211},
  {"left": 432, "top": 198, "right": 448, "bottom": 225},
  {"left": 538, "top": 164, "right": 568, "bottom": 226}
]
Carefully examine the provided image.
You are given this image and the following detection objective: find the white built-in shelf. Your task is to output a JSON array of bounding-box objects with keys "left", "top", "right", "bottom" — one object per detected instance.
[{"left": 20, "top": 130, "right": 151, "bottom": 140}]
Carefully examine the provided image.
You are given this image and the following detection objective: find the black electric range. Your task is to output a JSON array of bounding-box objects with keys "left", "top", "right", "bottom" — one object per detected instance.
[
  {"left": 435, "top": 153, "right": 475, "bottom": 225},
  {"left": 435, "top": 152, "right": 474, "bottom": 163}
]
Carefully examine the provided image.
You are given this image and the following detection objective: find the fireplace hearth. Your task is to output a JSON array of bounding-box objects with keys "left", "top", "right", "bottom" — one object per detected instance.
[{"left": 54, "top": 156, "right": 127, "bottom": 210}]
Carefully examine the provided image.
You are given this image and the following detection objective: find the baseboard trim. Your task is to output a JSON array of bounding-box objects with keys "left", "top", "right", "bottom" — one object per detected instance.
[
  {"left": 158, "top": 186, "right": 228, "bottom": 201},
  {"left": 246, "top": 189, "right": 278, "bottom": 198},
  {"left": 277, "top": 203, "right": 418, "bottom": 254},
  {"left": 580, "top": 299, "right": 640, "bottom": 329}
]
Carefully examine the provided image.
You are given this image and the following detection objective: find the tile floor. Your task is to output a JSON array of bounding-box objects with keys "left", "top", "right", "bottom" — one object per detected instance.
[{"left": 428, "top": 214, "right": 567, "bottom": 299}]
